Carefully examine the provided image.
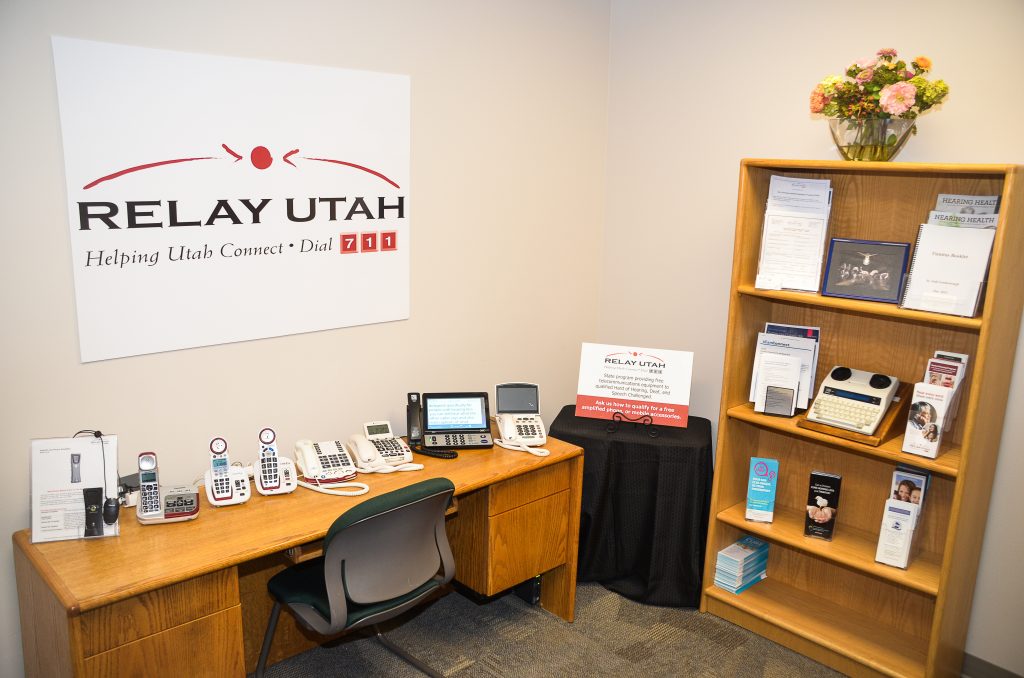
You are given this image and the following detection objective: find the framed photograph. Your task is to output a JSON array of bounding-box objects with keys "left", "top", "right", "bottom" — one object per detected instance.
[{"left": 821, "top": 238, "right": 910, "bottom": 304}]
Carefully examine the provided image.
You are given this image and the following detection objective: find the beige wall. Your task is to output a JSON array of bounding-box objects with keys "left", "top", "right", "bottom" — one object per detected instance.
[
  {"left": 0, "top": 0, "right": 609, "bottom": 674},
  {"left": 3, "top": 0, "right": 1022, "bottom": 674},
  {"left": 601, "top": 0, "right": 1024, "bottom": 673}
]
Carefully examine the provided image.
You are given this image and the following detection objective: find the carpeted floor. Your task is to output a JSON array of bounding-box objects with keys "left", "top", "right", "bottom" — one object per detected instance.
[{"left": 258, "top": 583, "right": 842, "bottom": 677}]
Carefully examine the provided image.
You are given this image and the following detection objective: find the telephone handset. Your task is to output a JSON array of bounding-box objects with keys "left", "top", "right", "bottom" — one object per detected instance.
[
  {"left": 204, "top": 437, "right": 251, "bottom": 506},
  {"left": 494, "top": 382, "right": 550, "bottom": 457},
  {"left": 293, "top": 439, "right": 368, "bottom": 496},
  {"left": 136, "top": 452, "right": 200, "bottom": 524},
  {"left": 348, "top": 421, "right": 423, "bottom": 473},
  {"left": 254, "top": 427, "right": 297, "bottom": 496}
]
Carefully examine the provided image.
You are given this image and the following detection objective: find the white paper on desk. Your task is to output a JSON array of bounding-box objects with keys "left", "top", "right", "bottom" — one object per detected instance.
[
  {"left": 31, "top": 435, "right": 120, "bottom": 543},
  {"left": 755, "top": 212, "right": 828, "bottom": 292},
  {"left": 749, "top": 332, "right": 816, "bottom": 409},
  {"left": 768, "top": 175, "right": 832, "bottom": 215},
  {"left": 752, "top": 353, "right": 801, "bottom": 414}
]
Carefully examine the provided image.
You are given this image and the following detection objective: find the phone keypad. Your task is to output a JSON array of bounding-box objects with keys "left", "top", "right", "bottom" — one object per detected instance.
[
  {"left": 313, "top": 442, "right": 355, "bottom": 472},
  {"left": 513, "top": 416, "right": 544, "bottom": 438},
  {"left": 260, "top": 443, "right": 279, "bottom": 486},
  {"left": 213, "top": 473, "right": 232, "bottom": 498},
  {"left": 140, "top": 484, "right": 161, "bottom": 515},
  {"left": 809, "top": 394, "right": 882, "bottom": 433},
  {"left": 424, "top": 432, "right": 493, "bottom": 449},
  {"left": 372, "top": 437, "right": 408, "bottom": 460}
]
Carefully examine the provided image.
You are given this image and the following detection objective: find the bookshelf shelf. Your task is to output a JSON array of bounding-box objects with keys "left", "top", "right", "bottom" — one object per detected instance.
[
  {"left": 716, "top": 503, "right": 942, "bottom": 595},
  {"left": 726, "top": 404, "right": 962, "bottom": 478},
  {"left": 735, "top": 285, "right": 984, "bottom": 331},
  {"left": 701, "top": 160, "right": 1024, "bottom": 678},
  {"left": 704, "top": 581, "right": 929, "bottom": 678}
]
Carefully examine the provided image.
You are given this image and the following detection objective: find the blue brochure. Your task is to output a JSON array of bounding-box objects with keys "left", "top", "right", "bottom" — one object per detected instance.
[{"left": 745, "top": 457, "right": 779, "bottom": 522}]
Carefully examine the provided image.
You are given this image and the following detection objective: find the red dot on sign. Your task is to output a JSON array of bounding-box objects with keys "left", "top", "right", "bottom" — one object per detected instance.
[{"left": 251, "top": 146, "right": 273, "bottom": 170}]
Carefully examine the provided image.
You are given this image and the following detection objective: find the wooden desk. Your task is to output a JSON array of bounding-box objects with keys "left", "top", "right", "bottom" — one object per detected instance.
[{"left": 13, "top": 438, "right": 583, "bottom": 677}]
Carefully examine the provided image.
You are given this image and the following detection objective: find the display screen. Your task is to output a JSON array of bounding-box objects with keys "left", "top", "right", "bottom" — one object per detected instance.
[
  {"left": 823, "top": 385, "right": 881, "bottom": 405},
  {"left": 212, "top": 457, "right": 228, "bottom": 470},
  {"left": 366, "top": 423, "right": 391, "bottom": 437},
  {"left": 423, "top": 393, "right": 489, "bottom": 431},
  {"left": 496, "top": 384, "right": 539, "bottom": 414},
  {"left": 140, "top": 471, "right": 156, "bottom": 483}
]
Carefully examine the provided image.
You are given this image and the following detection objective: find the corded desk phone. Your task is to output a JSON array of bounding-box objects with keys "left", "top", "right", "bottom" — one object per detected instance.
[
  {"left": 204, "top": 437, "right": 251, "bottom": 506},
  {"left": 349, "top": 421, "right": 423, "bottom": 473},
  {"left": 136, "top": 452, "right": 200, "bottom": 524},
  {"left": 420, "top": 392, "right": 494, "bottom": 449},
  {"left": 493, "top": 382, "right": 550, "bottom": 457},
  {"left": 293, "top": 439, "right": 368, "bottom": 496},
  {"left": 254, "top": 427, "right": 297, "bottom": 496}
]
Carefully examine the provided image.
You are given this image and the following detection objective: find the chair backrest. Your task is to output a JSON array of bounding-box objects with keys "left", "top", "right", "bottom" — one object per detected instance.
[{"left": 322, "top": 477, "right": 455, "bottom": 610}]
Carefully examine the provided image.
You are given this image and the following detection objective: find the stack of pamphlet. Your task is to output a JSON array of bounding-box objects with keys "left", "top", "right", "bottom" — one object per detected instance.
[
  {"left": 876, "top": 466, "right": 930, "bottom": 569},
  {"left": 755, "top": 175, "right": 833, "bottom": 292},
  {"left": 926, "top": 193, "right": 1000, "bottom": 229},
  {"left": 902, "top": 350, "right": 969, "bottom": 459},
  {"left": 714, "top": 535, "right": 769, "bottom": 594},
  {"left": 749, "top": 322, "right": 820, "bottom": 415}
]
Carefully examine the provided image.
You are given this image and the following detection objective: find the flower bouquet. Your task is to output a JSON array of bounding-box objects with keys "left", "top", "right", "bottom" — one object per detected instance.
[{"left": 810, "top": 48, "right": 949, "bottom": 161}]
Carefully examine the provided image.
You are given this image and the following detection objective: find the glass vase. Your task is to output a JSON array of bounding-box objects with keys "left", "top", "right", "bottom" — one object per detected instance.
[{"left": 828, "top": 118, "right": 916, "bottom": 162}]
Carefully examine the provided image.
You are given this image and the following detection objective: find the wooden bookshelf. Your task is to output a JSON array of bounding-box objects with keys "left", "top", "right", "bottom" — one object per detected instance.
[{"left": 701, "top": 159, "right": 1024, "bottom": 678}]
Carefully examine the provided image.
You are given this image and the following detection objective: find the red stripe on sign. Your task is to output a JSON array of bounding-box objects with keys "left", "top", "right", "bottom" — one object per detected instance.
[{"left": 575, "top": 395, "right": 688, "bottom": 428}]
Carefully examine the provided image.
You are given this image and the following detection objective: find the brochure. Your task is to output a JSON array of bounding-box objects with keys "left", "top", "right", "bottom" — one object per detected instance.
[
  {"left": 804, "top": 471, "right": 841, "bottom": 540},
  {"left": 901, "top": 223, "right": 996, "bottom": 317},
  {"left": 749, "top": 332, "right": 816, "bottom": 410},
  {"left": 745, "top": 457, "right": 779, "bottom": 522},
  {"left": 31, "top": 434, "right": 120, "bottom": 543},
  {"left": 903, "top": 383, "right": 954, "bottom": 458}
]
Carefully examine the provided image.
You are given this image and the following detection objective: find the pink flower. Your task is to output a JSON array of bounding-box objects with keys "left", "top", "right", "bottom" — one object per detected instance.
[
  {"left": 879, "top": 81, "right": 917, "bottom": 116},
  {"left": 877, "top": 48, "right": 898, "bottom": 58},
  {"left": 809, "top": 84, "right": 827, "bottom": 113},
  {"left": 855, "top": 68, "right": 874, "bottom": 84},
  {"left": 903, "top": 70, "right": 914, "bottom": 79},
  {"left": 855, "top": 56, "right": 878, "bottom": 69}
]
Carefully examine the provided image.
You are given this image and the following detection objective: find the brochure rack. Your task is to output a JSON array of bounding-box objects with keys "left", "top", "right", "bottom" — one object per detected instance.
[{"left": 701, "top": 160, "right": 1023, "bottom": 678}]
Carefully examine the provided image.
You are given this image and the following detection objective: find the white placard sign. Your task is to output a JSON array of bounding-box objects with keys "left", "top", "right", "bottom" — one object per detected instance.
[
  {"left": 51, "top": 37, "right": 410, "bottom": 361},
  {"left": 576, "top": 342, "right": 693, "bottom": 427}
]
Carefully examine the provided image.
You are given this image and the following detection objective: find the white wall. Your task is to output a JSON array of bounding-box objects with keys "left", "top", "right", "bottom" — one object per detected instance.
[
  {"left": 602, "top": 0, "right": 1024, "bottom": 673},
  {"left": 0, "top": 1, "right": 610, "bottom": 674}
]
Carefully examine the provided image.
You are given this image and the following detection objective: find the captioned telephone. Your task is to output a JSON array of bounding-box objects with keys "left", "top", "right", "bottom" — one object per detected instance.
[
  {"left": 204, "top": 437, "right": 251, "bottom": 506},
  {"left": 136, "top": 452, "right": 200, "bottom": 525},
  {"left": 293, "top": 439, "right": 368, "bottom": 496},
  {"left": 493, "top": 383, "right": 550, "bottom": 457},
  {"left": 349, "top": 421, "right": 423, "bottom": 473},
  {"left": 254, "top": 427, "right": 297, "bottom": 496}
]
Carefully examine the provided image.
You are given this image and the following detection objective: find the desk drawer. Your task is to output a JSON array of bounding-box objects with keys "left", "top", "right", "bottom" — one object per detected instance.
[
  {"left": 488, "top": 462, "right": 569, "bottom": 515},
  {"left": 486, "top": 489, "right": 569, "bottom": 594},
  {"left": 79, "top": 568, "right": 239, "bottom": 657},
  {"left": 82, "top": 605, "right": 244, "bottom": 678}
]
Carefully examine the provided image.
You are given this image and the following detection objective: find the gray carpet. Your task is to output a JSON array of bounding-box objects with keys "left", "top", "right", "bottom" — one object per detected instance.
[{"left": 259, "top": 583, "right": 842, "bottom": 677}]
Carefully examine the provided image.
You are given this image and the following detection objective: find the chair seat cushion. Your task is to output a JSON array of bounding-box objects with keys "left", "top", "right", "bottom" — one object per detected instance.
[{"left": 268, "top": 556, "right": 441, "bottom": 627}]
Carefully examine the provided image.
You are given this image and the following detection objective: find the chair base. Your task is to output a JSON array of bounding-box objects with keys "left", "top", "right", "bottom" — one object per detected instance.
[{"left": 374, "top": 625, "right": 443, "bottom": 678}]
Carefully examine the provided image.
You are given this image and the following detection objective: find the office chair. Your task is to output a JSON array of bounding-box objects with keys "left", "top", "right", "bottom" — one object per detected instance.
[{"left": 255, "top": 477, "right": 456, "bottom": 678}]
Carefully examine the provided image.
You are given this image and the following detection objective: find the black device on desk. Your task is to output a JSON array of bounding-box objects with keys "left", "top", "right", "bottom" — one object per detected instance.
[{"left": 420, "top": 392, "right": 494, "bottom": 449}]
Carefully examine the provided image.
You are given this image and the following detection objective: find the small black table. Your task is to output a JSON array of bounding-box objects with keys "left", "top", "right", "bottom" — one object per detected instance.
[{"left": 549, "top": 405, "right": 713, "bottom": 607}]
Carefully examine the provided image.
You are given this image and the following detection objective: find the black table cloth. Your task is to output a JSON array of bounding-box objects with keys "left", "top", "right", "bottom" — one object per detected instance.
[{"left": 549, "top": 404, "right": 712, "bottom": 607}]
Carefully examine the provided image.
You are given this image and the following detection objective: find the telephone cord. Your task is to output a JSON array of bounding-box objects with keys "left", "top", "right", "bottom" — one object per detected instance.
[
  {"left": 356, "top": 461, "right": 425, "bottom": 474},
  {"left": 493, "top": 438, "right": 550, "bottom": 457},
  {"left": 296, "top": 478, "right": 370, "bottom": 496}
]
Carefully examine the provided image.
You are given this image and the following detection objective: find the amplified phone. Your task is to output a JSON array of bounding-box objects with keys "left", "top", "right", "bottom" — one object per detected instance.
[
  {"left": 807, "top": 366, "right": 900, "bottom": 435},
  {"left": 136, "top": 452, "right": 200, "bottom": 525},
  {"left": 293, "top": 439, "right": 368, "bottom": 496},
  {"left": 421, "top": 392, "right": 494, "bottom": 449},
  {"left": 204, "top": 437, "right": 251, "bottom": 506},
  {"left": 254, "top": 427, "right": 297, "bottom": 496},
  {"left": 495, "top": 383, "right": 547, "bottom": 446},
  {"left": 494, "top": 383, "right": 550, "bottom": 457},
  {"left": 349, "top": 421, "right": 422, "bottom": 473}
]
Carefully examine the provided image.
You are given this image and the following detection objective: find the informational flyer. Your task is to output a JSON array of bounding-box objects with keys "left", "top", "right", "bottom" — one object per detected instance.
[
  {"left": 575, "top": 342, "right": 693, "bottom": 427},
  {"left": 31, "top": 435, "right": 120, "bottom": 543}
]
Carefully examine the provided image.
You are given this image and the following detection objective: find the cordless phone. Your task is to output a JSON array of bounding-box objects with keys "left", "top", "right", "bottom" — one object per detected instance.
[
  {"left": 136, "top": 451, "right": 200, "bottom": 525},
  {"left": 209, "top": 437, "right": 232, "bottom": 501},
  {"left": 204, "top": 437, "right": 251, "bottom": 506},
  {"left": 137, "top": 452, "right": 162, "bottom": 520},
  {"left": 254, "top": 427, "right": 297, "bottom": 496}
]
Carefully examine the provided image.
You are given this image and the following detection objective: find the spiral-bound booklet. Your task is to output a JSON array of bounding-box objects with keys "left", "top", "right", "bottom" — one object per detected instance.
[{"left": 900, "top": 223, "right": 996, "bottom": 317}]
